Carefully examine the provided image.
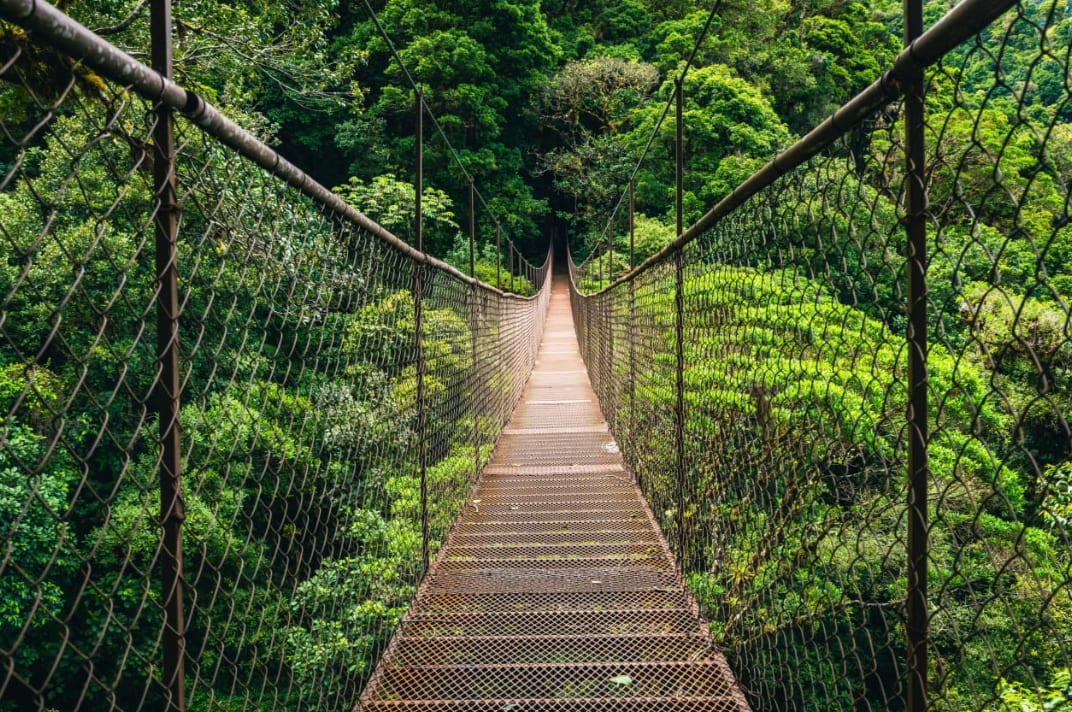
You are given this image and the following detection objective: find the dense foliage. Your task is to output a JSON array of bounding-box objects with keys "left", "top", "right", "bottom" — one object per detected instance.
[
  {"left": 2, "top": 0, "right": 1072, "bottom": 709},
  {"left": 615, "top": 262, "right": 1069, "bottom": 708},
  {"left": 564, "top": 0, "right": 1072, "bottom": 709}
]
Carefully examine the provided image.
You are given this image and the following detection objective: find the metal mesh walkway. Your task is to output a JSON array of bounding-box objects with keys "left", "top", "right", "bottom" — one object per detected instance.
[{"left": 358, "top": 273, "right": 750, "bottom": 710}]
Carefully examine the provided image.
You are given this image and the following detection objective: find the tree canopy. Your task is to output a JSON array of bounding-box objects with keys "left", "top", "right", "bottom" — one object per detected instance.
[{"left": 2, "top": 0, "right": 1072, "bottom": 709}]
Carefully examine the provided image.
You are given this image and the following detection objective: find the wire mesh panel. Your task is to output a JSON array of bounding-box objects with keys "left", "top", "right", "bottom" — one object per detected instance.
[
  {"left": 0, "top": 5, "right": 550, "bottom": 709},
  {"left": 357, "top": 275, "right": 749, "bottom": 711},
  {"left": 571, "top": 1, "right": 1072, "bottom": 710},
  {"left": 0, "top": 42, "right": 165, "bottom": 709}
]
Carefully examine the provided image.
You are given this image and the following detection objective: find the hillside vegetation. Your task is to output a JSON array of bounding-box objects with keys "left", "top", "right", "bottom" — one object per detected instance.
[{"left": 1, "top": 0, "right": 1071, "bottom": 710}]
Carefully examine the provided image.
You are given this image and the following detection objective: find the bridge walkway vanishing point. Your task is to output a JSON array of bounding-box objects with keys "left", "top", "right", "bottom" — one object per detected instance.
[{"left": 358, "top": 272, "right": 751, "bottom": 710}]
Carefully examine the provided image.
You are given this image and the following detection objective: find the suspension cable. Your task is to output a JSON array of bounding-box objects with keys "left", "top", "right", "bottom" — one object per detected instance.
[
  {"left": 579, "top": 0, "right": 724, "bottom": 269},
  {"left": 358, "top": 0, "right": 500, "bottom": 221},
  {"left": 357, "top": 0, "right": 550, "bottom": 274}
]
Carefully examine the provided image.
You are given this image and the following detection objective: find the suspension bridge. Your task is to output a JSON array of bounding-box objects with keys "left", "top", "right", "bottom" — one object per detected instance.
[
  {"left": 1, "top": 0, "right": 1071, "bottom": 710},
  {"left": 357, "top": 270, "right": 750, "bottom": 709}
]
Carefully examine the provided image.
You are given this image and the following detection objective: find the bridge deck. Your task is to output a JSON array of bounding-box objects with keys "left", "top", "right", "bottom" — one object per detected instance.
[{"left": 358, "top": 275, "right": 749, "bottom": 710}]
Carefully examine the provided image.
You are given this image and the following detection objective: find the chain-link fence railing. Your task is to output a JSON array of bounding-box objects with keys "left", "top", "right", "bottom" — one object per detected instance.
[
  {"left": 0, "top": 1, "right": 550, "bottom": 709},
  {"left": 570, "top": 0, "right": 1072, "bottom": 710}
]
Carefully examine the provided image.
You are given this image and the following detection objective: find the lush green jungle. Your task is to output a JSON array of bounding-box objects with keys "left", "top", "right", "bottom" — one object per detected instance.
[{"left": 1, "top": 0, "right": 1072, "bottom": 709}]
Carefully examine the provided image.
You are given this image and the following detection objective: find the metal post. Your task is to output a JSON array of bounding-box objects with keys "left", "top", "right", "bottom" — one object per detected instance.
[
  {"left": 415, "top": 88, "right": 429, "bottom": 571},
  {"left": 608, "top": 219, "right": 614, "bottom": 284},
  {"left": 592, "top": 253, "right": 600, "bottom": 394},
  {"left": 675, "top": 76, "right": 684, "bottom": 237},
  {"left": 673, "top": 75, "right": 687, "bottom": 561},
  {"left": 152, "top": 2, "right": 185, "bottom": 709},
  {"left": 468, "top": 177, "right": 476, "bottom": 278},
  {"left": 628, "top": 178, "right": 637, "bottom": 484},
  {"left": 904, "top": 1, "right": 929, "bottom": 709},
  {"left": 611, "top": 293, "right": 616, "bottom": 423},
  {"left": 599, "top": 240, "right": 604, "bottom": 288},
  {"left": 509, "top": 243, "right": 515, "bottom": 293},
  {"left": 495, "top": 269, "right": 504, "bottom": 428},
  {"left": 496, "top": 223, "right": 502, "bottom": 290},
  {"left": 468, "top": 177, "right": 480, "bottom": 481},
  {"left": 589, "top": 284, "right": 594, "bottom": 373},
  {"left": 471, "top": 287, "right": 481, "bottom": 477},
  {"left": 629, "top": 179, "right": 636, "bottom": 271},
  {"left": 606, "top": 220, "right": 615, "bottom": 430}
]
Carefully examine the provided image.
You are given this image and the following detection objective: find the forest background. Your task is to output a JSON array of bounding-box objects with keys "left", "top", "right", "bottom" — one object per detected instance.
[{"left": 2, "top": 0, "right": 1071, "bottom": 709}]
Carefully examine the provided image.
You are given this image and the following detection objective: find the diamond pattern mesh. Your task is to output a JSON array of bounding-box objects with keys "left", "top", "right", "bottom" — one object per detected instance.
[{"left": 357, "top": 275, "right": 749, "bottom": 710}]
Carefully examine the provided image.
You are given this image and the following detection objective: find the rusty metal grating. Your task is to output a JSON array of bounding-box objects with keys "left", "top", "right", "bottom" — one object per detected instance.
[
  {"left": 399, "top": 610, "right": 698, "bottom": 637},
  {"left": 362, "top": 701, "right": 745, "bottom": 711},
  {"left": 417, "top": 591, "right": 688, "bottom": 614},
  {"left": 388, "top": 634, "right": 714, "bottom": 666},
  {"left": 357, "top": 275, "right": 750, "bottom": 710},
  {"left": 423, "top": 569, "right": 680, "bottom": 594},
  {"left": 374, "top": 662, "right": 737, "bottom": 699}
]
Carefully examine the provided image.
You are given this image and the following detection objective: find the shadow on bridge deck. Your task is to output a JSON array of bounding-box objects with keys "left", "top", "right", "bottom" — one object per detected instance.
[{"left": 357, "top": 273, "right": 750, "bottom": 711}]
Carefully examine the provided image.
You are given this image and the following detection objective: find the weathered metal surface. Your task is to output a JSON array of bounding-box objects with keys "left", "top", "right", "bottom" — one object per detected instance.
[{"left": 357, "top": 274, "right": 750, "bottom": 710}]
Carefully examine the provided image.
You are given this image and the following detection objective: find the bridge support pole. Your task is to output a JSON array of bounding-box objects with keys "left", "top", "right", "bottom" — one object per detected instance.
[
  {"left": 675, "top": 76, "right": 684, "bottom": 239},
  {"left": 151, "top": 1, "right": 186, "bottom": 709},
  {"left": 585, "top": 269, "right": 592, "bottom": 368},
  {"left": 607, "top": 220, "right": 613, "bottom": 284},
  {"left": 415, "top": 88, "right": 430, "bottom": 572},
  {"left": 628, "top": 178, "right": 637, "bottom": 486},
  {"left": 628, "top": 179, "right": 635, "bottom": 273},
  {"left": 673, "top": 76, "right": 687, "bottom": 562},
  {"left": 469, "top": 178, "right": 481, "bottom": 484},
  {"left": 606, "top": 220, "right": 615, "bottom": 432},
  {"left": 494, "top": 223, "right": 504, "bottom": 428},
  {"left": 469, "top": 178, "right": 477, "bottom": 279},
  {"left": 599, "top": 237, "right": 604, "bottom": 289},
  {"left": 904, "top": 0, "right": 929, "bottom": 709}
]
